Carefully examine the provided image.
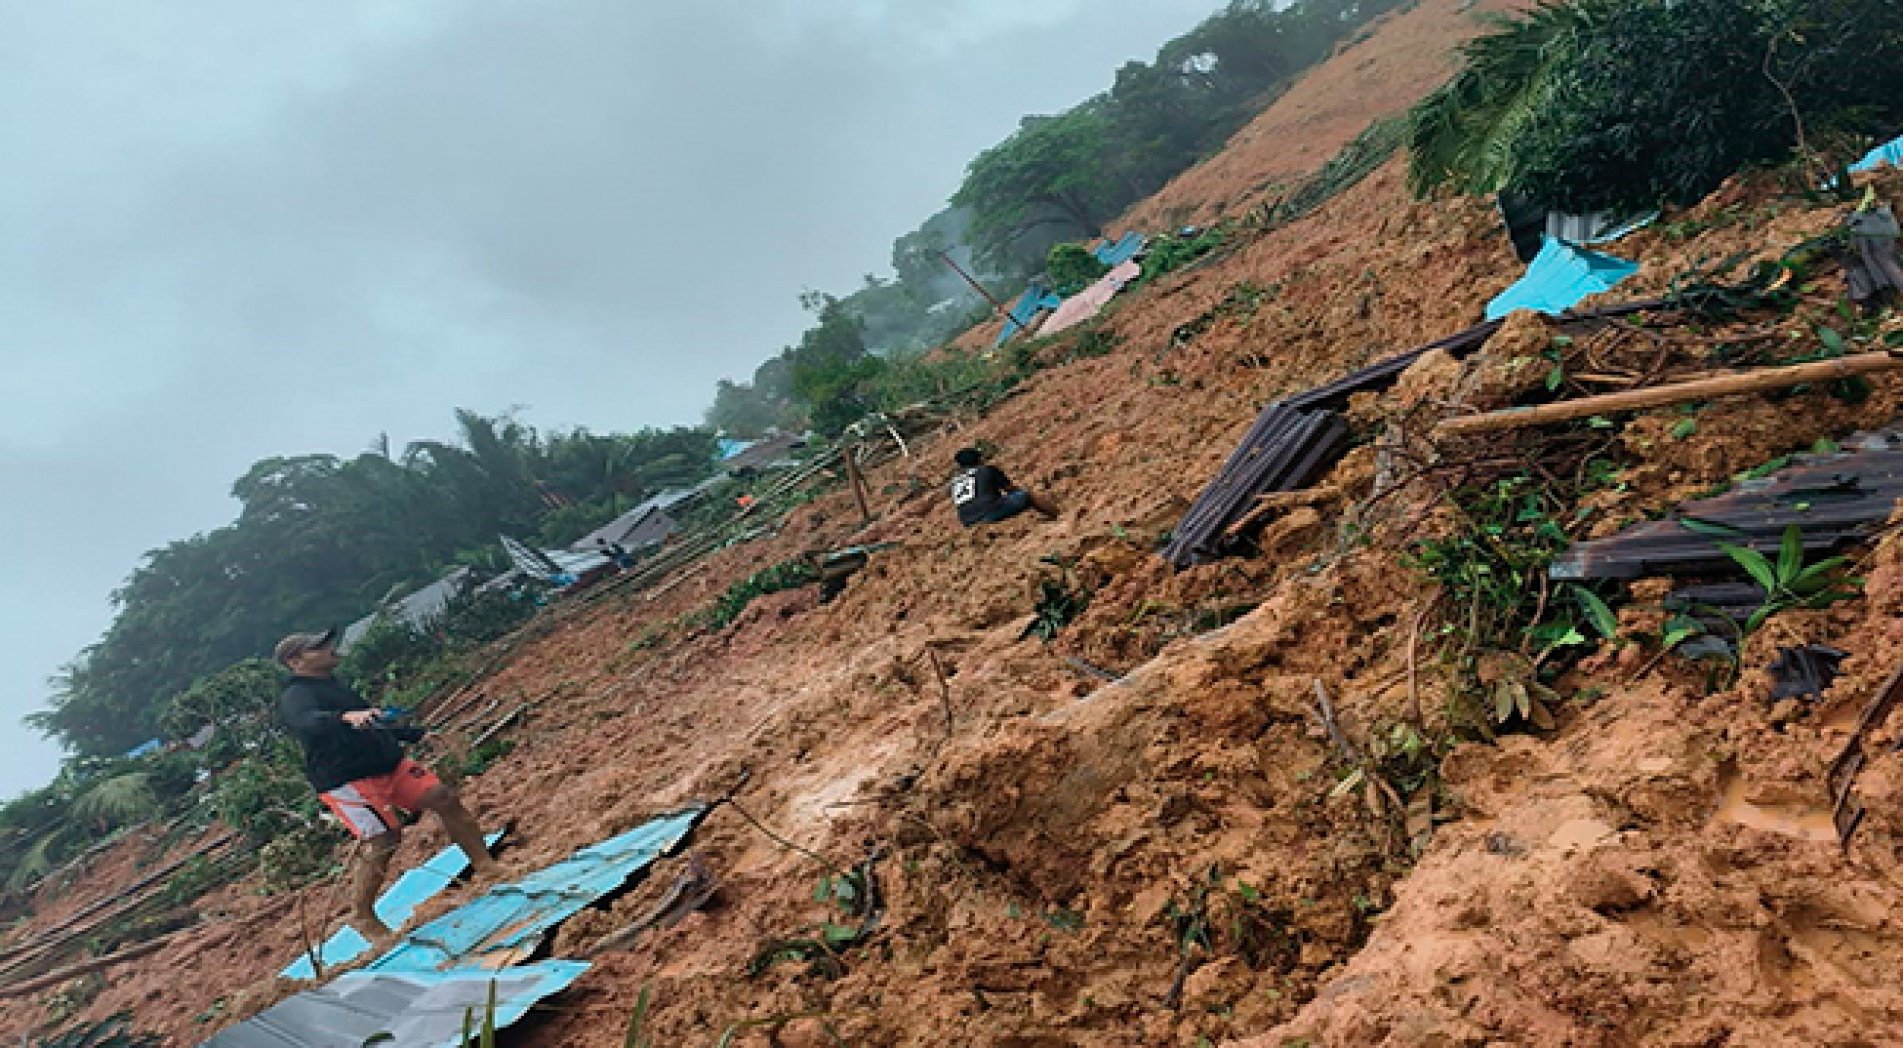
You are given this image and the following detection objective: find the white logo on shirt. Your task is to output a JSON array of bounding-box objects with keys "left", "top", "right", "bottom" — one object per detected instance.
[{"left": 951, "top": 471, "right": 978, "bottom": 505}]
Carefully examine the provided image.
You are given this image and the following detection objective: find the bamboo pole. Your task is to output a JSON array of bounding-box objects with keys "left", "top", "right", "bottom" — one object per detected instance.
[
  {"left": 844, "top": 449, "right": 872, "bottom": 525},
  {"left": 0, "top": 935, "right": 177, "bottom": 998},
  {"left": 1435, "top": 351, "right": 1903, "bottom": 437}
]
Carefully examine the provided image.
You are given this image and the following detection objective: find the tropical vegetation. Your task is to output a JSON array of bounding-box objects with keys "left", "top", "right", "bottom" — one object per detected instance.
[{"left": 1408, "top": 0, "right": 1903, "bottom": 211}]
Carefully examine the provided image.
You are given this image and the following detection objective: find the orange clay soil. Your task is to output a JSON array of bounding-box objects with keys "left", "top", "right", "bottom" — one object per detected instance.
[{"left": 10, "top": 16, "right": 1903, "bottom": 1048}]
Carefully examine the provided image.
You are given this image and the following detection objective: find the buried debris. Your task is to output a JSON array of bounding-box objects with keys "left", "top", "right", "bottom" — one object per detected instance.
[
  {"left": 808, "top": 542, "right": 898, "bottom": 603},
  {"left": 1768, "top": 644, "right": 1851, "bottom": 703},
  {"left": 1826, "top": 663, "right": 1903, "bottom": 849},
  {"left": 1839, "top": 204, "right": 1903, "bottom": 306},
  {"left": 1163, "top": 300, "right": 1672, "bottom": 567},
  {"left": 584, "top": 854, "right": 719, "bottom": 958},
  {"left": 1552, "top": 431, "right": 1903, "bottom": 581}
]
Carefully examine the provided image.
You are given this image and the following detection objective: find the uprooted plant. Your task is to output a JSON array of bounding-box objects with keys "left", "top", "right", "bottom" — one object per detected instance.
[
  {"left": 1709, "top": 520, "right": 1862, "bottom": 633},
  {"left": 1407, "top": 469, "right": 1609, "bottom": 733},
  {"left": 1023, "top": 555, "right": 1091, "bottom": 642},
  {"left": 1161, "top": 865, "right": 1304, "bottom": 1011},
  {"left": 748, "top": 849, "right": 884, "bottom": 979}
]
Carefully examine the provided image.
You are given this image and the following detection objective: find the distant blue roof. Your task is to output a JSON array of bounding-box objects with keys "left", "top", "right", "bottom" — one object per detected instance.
[
  {"left": 1092, "top": 232, "right": 1146, "bottom": 266},
  {"left": 1486, "top": 236, "right": 1640, "bottom": 320},
  {"left": 1851, "top": 135, "right": 1903, "bottom": 174},
  {"left": 123, "top": 739, "right": 163, "bottom": 759},
  {"left": 996, "top": 282, "right": 1064, "bottom": 345},
  {"left": 280, "top": 831, "right": 505, "bottom": 980}
]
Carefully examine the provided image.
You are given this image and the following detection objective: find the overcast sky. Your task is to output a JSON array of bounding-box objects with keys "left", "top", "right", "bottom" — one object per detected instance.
[{"left": 0, "top": 0, "right": 1223, "bottom": 798}]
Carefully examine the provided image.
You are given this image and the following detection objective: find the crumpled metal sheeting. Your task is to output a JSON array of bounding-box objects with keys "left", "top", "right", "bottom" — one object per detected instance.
[
  {"left": 202, "top": 961, "right": 588, "bottom": 1048},
  {"left": 1550, "top": 430, "right": 1903, "bottom": 580},
  {"left": 1161, "top": 406, "right": 1349, "bottom": 566},
  {"left": 1841, "top": 206, "right": 1903, "bottom": 304},
  {"left": 281, "top": 832, "right": 506, "bottom": 981},
  {"left": 368, "top": 806, "right": 706, "bottom": 974},
  {"left": 1163, "top": 299, "right": 1673, "bottom": 568}
]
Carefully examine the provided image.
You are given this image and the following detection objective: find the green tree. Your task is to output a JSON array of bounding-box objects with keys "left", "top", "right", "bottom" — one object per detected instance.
[
  {"left": 1409, "top": 0, "right": 1903, "bottom": 211},
  {"left": 954, "top": 108, "right": 1116, "bottom": 266}
]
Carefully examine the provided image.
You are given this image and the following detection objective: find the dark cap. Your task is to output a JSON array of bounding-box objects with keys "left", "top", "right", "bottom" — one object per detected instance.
[{"left": 274, "top": 628, "right": 337, "bottom": 665}]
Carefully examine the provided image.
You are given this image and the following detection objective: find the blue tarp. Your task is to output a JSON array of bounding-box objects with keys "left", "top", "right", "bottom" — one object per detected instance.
[
  {"left": 204, "top": 961, "right": 589, "bottom": 1048},
  {"left": 1486, "top": 236, "right": 1640, "bottom": 320},
  {"left": 995, "top": 283, "right": 1064, "bottom": 345},
  {"left": 123, "top": 739, "right": 163, "bottom": 759},
  {"left": 1851, "top": 136, "right": 1903, "bottom": 174},
  {"left": 1092, "top": 232, "right": 1146, "bottom": 267},
  {"left": 281, "top": 832, "right": 506, "bottom": 980},
  {"left": 368, "top": 807, "right": 705, "bottom": 973}
]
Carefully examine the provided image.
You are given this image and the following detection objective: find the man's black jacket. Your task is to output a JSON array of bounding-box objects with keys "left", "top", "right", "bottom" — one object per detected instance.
[{"left": 279, "top": 675, "right": 404, "bottom": 792}]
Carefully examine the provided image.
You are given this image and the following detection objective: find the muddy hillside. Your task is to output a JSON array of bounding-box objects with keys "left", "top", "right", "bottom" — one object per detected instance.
[{"left": 8, "top": 1, "right": 1903, "bottom": 1045}]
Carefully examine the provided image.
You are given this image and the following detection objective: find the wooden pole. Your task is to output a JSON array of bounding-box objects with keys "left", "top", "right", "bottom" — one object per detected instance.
[
  {"left": 939, "top": 251, "right": 1006, "bottom": 313},
  {"left": 1435, "top": 351, "right": 1903, "bottom": 437},
  {"left": 0, "top": 935, "right": 177, "bottom": 998},
  {"left": 844, "top": 449, "right": 872, "bottom": 525}
]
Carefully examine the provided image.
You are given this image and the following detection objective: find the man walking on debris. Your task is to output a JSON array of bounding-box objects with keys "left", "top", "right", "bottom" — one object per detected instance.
[
  {"left": 275, "top": 629, "right": 501, "bottom": 944},
  {"left": 950, "top": 446, "right": 1057, "bottom": 527}
]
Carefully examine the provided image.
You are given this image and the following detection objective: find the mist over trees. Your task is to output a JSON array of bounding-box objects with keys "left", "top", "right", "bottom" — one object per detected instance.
[{"left": 706, "top": 0, "right": 1418, "bottom": 438}]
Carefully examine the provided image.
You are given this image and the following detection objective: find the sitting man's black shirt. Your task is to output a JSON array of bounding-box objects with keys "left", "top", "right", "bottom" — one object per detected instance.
[{"left": 951, "top": 464, "right": 1011, "bottom": 526}]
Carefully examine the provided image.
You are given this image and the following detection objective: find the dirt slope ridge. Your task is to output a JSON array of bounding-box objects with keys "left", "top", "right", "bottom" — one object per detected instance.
[{"left": 1116, "top": 0, "right": 1525, "bottom": 233}]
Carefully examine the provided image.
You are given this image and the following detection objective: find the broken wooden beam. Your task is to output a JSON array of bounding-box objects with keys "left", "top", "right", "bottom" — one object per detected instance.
[
  {"left": 1222, "top": 484, "right": 1342, "bottom": 539},
  {"left": 1436, "top": 351, "right": 1903, "bottom": 437}
]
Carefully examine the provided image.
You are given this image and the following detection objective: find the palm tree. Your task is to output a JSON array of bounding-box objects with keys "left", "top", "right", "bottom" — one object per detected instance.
[{"left": 1406, "top": 1, "right": 1603, "bottom": 197}]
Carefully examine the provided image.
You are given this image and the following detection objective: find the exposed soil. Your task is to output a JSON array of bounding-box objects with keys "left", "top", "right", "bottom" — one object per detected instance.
[{"left": 9, "top": 5, "right": 1903, "bottom": 1046}]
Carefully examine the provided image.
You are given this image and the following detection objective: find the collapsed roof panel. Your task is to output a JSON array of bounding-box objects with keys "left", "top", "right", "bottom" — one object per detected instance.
[
  {"left": 1092, "top": 232, "right": 1146, "bottom": 267},
  {"left": 203, "top": 961, "right": 588, "bottom": 1048},
  {"left": 367, "top": 806, "right": 705, "bottom": 974},
  {"left": 1037, "top": 260, "right": 1143, "bottom": 338},
  {"left": 1162, "top": 405, "right": 1350, "bottom": 566},
  {"left": 1165, "top": 300, "right": 1675, "bottom": 568},
  {"left": 1551, "top": 431, "right": 1903, "bottom": 580},
  {"left": 281, "top": 832, "right": 505, "bottom": 981},
  {"left": 1486, "top": 236, "right": 1640, "bottom": 320},
  {"left": 1851, "top": 135, "right": 1903, "bottom": 174}
]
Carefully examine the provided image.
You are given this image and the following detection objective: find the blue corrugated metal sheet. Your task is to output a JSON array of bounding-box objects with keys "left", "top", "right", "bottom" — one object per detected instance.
[
  {"left": 1092, "top": 232, "right": 1146, "bottom": 266},
  {"left": 368, "top": 807, "right": 705, "bottom": 973},
  {"left": 1851, "top": 136, "right": 1903, "bottom": 173},
  {"left": 995, "top": 283, "right": 1064, "bottom": 345},
  {"left": 1486, "top": 236, "right": 1640, "bottom": 320},
  {"left": 281, "top": 832, "right": 505, "bottom": 980},
  {"left": 202, "top": 961, "right": 588, "bottom": 1048}
]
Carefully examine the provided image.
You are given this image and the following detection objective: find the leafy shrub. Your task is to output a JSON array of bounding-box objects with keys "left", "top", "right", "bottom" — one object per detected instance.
[
  {"left": 697, "top": 559, "right": 819, "bottom": 631},
  {"left": 1410, "top": 0, "right": 1903, "bottom": 211},
  {"left": 1022, "top": 558, "right": 1091, "bottom": 642},
  {"left": 1139, "top": 227, "right": 1227, "bottom": 283},
  {"left": 210, "top": 743, "right": 321, "bottom": 844},
  {"left": 1046, "top": 243, "right": 1109, "bottom": 295}
]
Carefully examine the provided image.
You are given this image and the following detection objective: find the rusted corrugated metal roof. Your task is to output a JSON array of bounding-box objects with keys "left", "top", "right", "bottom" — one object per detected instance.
[
  {"left": 1551, "top": 430, "right": 1903, "bottom": 580},
  {"left": 1164, "top": 299, "right": 1673, "bottom": 567}
]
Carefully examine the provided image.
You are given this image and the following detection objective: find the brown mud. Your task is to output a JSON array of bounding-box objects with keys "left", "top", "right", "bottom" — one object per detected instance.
[{"left": 8, "top": 1, "right": 1903, "bottom": 1043}]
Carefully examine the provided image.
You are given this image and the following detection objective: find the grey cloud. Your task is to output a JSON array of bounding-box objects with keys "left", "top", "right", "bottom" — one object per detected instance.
[{"left": 0, "top": 0, "right": 1221, "bottom": 796}]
